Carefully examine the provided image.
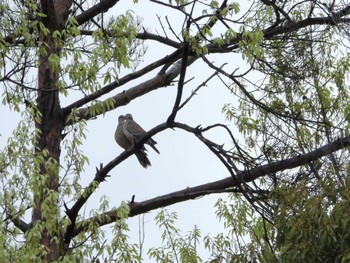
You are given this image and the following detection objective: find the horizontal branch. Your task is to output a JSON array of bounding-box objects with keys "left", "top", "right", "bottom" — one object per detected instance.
[
  {"left": 71, "top": 129, "right": 350, "bottom": 238},
  {"left": 79, "top": 30, "right": 181, "bottom": 48},
  {"left": 264, "top": 14, "right": 350, "bottom": 38},
  {"left": 72, "top": 187, "right": 236, "bottom": 237},
  {"left": 136, "top": 31, "right": 181, "bottom": 48}
]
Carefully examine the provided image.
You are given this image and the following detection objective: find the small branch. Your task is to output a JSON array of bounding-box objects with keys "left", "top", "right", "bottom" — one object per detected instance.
[
  {"left": 260, "top": 0, "right": 292, "bottom": 22},
  {"left": 202, "top": 56, "right": 323, "bottom": 125},
  {"left": 167, "top": 41, "right": 190, "bottom": 124},
  {"left": 156, "top": 14, "right": 169, "bottom": 40},
  {"left": 177, "top": 67, "right": 221, "bottom": 111}
]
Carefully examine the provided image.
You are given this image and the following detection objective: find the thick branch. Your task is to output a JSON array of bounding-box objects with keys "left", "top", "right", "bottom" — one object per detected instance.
[
  {"left": 75, "top": 0, "right": 120, "bottom": 26},
  {"left": 264, "top": 15, "right": 350, "bottom": 38},
  {"left": 62, "top": 48, "right": 185, "bottom": 118},
  {"left": 69, "top": 56, "right": 196, "bottom": 123},
  {"left": 9, "top": 216, "right": 31, "bottom": 233},
  {"left": 72, "top": 129, "right": 350, "bottom": 237}
]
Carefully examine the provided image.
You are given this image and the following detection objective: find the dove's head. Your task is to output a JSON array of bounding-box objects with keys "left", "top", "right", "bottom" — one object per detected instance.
[
  {"left": 125, "top": 113, "right": 133, "bottom": 120},
  {"left": 118, "top": 115, "right": 126, "bottom": 123}
]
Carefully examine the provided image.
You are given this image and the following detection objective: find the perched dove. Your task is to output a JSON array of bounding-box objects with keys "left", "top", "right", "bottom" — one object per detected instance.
[
  {"left": 124, "top": 113, "right": 160, "bottom": 154},
  {"left": 115, "top": 115, "right": 151, "bottom": 168}
]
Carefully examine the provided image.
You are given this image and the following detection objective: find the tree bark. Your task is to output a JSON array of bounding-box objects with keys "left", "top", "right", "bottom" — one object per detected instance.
[{"left": 31, "top": 0, "right": 72, "bottom": 260}]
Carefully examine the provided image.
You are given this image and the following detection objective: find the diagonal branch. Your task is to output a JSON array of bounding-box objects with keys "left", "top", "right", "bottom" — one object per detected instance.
[
  {"left": 75, "top": 0, "right": 120, "bottom": 26},
  {"left": 9, "top": 216, "right": 32, "bottom": 233},
  {"left": 177, "top": 68, "right": 221, "bottom": 111},
  {"left": 66, "top": 55, "right": 197, "bottom": 124},
  {"left": 64, "top": 121, "right": 170, "bottom": 246},
  {"left": 62, "top": 48, "right": 185, "bottom": 118},
  {"left": 71, "top": 125, "right": 350, "bottom": 238},
  {"left": 167, "top": 34, "right": 190, "bottom": 124}
]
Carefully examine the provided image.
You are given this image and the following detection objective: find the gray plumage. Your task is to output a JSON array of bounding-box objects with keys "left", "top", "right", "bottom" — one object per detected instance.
[
  {"left": 123, "top": 113, "right": 160, "bottom": 154},
  {"left": 134, "top": 151, "right": 151, "bottom": 168},
  {"left": 115, "top": 115, "right": 131, "bottom": 149},
  {"left": 115, "top": 115, "right": 151, "bottom": 168}
]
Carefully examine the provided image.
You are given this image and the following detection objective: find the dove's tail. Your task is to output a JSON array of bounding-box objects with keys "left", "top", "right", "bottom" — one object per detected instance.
[
  {"left": 135, "top": 150, "right": 151, "bottom": 168},
  {"left": 147, "top": 138, "right": 160, "bottom": 154}
]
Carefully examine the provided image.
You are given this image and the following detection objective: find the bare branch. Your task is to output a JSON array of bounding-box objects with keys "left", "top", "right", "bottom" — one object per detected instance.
[
  {"left": 70, "top": 124, "right": 350, "bottom": 237},
  {"left": 64, "top": 121, "right": 170, "bottom": 246},
  {"left": 75, "top": 0, "right": 120, "bottom": 26},
  {"left": 167, "top": 20, "right": 191, "bottom": 124},
  {"left": 264, "top": 14, "right": 350, "bottom": 38},
  {"left": 177, "top": 67, "right": 221, "bottom": 111},
  {"left": 65, "top": 55, "right": 197, "bottom": 124},
  {"left": 62, "top": 48, "right": 186, "bottom": 118},
  {"left": 79, "top": 29, "right": 182, "bottom": 48}
]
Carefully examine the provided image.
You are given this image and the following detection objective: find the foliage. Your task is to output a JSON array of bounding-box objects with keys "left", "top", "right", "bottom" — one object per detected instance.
[
  {"left": 148, "top": 209, "right": 201, "bottom": 262},
  {"left": 1, "top": 0, "right": 350, "bottom": 261}
]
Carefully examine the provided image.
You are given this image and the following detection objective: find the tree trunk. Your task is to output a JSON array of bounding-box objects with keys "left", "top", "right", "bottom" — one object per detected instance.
[{"left": 31, "top": 1, "right": 67, "bottom": 261}]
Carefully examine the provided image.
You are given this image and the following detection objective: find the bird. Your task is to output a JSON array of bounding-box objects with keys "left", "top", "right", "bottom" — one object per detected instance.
[
  {"left": 123, "top": 113, "right": 160, "bottom": 154},
  {"left": 115, "top": 115, "right": 151, "bottom": 168}
]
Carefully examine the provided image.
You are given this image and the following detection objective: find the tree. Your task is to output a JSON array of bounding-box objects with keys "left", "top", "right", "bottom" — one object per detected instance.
[{"left": 1, "top": 0, "right": 350, "bottom": 261}]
